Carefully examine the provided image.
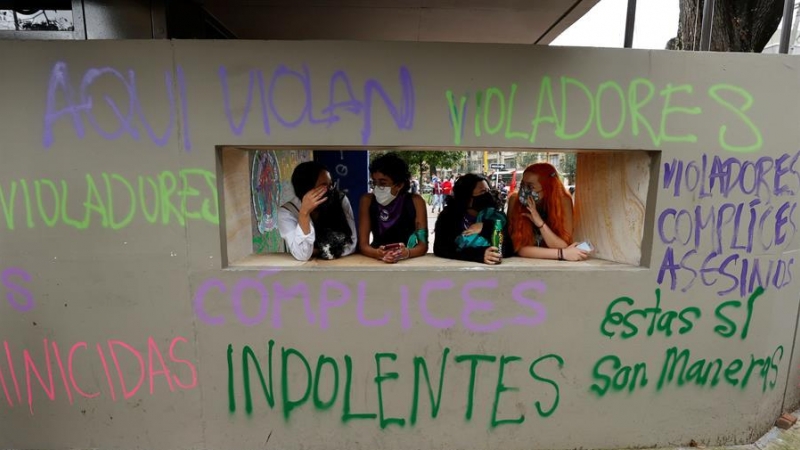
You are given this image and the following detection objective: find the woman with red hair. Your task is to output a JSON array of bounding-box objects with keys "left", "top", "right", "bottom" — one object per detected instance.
[{"left": 508, "top": 163, "right": 589, "bottom": 261}]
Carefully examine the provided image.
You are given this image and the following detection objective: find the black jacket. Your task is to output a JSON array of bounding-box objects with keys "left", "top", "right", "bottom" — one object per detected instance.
[{"left": 433, "top": 207, "right": 514, "bottom": 263}]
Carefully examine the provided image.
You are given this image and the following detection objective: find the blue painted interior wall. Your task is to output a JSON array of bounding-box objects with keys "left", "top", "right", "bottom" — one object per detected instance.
[{"left": 313, "top": 150, "right": 370, "bottom": 223}]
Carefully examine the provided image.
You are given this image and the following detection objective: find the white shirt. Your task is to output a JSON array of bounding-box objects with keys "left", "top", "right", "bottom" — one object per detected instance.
[{"left": 277, "top": 195, "right": 358, "bottom": 261}]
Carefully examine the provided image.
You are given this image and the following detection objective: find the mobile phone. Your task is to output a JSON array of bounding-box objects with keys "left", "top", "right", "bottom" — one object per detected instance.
[
  {"left": 383, "top": 243, "right": 402, "bottom": 251},
  {"left": 577, "top": 241, "right": 593, "bottom": 252}
]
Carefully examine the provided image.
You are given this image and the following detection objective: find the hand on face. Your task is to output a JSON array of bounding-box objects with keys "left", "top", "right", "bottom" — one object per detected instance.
[
  {"left": 300, "top": 185, "right": 329, "bottom": 215},
  {"left": 522, "top": 196, "right": 543, "bottom": 225}
]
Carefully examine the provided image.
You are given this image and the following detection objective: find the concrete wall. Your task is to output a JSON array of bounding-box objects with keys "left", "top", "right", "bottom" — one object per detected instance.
[{"left": 1, "top": 40, "right": 799, "bottom": 450}]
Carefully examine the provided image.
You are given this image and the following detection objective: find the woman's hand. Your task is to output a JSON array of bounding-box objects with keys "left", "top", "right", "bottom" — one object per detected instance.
[
  {"left": 483, "top": 246, "right": 502, "bottom": 265},
  {"left": 380, "top": 244, "right": 408, "bottom": 264},
  {"left": 462, "top": 222, "right": 483, "bottom": 236},
  {"left": 373, "top": 246, "right": 388, "bottom": 261},
  {"left": 562, "top": 243, "right": 589, "bottom": 261},
  {"left": 300, "top": 186, "right": 328, "bottom": 216},
  {"left": 522, "top": 197, "right": 544, "bottom": 227}
]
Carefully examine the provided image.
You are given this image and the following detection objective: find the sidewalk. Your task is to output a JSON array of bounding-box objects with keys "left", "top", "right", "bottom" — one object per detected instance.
[
  {"left": 426, "top": 208, "right": 441, "bottom": 253},
  {"left": 651, "top": 410, "right": 800, "bottom": 450}
]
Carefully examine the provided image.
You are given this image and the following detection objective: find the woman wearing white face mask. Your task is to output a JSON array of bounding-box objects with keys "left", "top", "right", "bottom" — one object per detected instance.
[{"left": 358, "top": 152, "right": 428, "bottom": 263}]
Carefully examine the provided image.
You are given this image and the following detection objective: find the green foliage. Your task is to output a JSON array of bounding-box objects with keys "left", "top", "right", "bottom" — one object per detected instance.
[
  {"left": 518, "top": 152, "right": 542, "bottom": 168},
  {"left": 561, "top": 153, "right": 576, "bottom": 180},
  {"left": 370, "top": 151, "right": 466, "bottom": 177}
]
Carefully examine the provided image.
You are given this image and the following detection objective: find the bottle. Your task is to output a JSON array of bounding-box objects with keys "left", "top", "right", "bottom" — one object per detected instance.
[{"left": 492, "top": 220, "right": 504, "bottom": 255}]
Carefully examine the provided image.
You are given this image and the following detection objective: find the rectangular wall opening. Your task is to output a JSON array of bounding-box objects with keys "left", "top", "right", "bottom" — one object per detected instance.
[{"left": 216, "top": 146, "right": 659, "bottom": 271}]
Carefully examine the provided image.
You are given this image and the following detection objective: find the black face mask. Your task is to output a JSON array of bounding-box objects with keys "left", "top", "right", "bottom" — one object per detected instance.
[
  {"left": 318, "top": 189, "right": 336, "bottom": 210},
  {"left": 471, "top": 192, "right": 496, "bottom": 212}
]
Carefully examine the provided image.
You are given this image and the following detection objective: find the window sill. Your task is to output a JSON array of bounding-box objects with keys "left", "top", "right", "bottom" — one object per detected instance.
[{"left": 226, "top": 253, "right": 644, "bottom": 272}]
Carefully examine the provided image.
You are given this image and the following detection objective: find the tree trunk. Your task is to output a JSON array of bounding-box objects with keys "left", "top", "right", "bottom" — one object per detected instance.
[{"left": 666, "top": 0, "right": 784, "bottom": 52}]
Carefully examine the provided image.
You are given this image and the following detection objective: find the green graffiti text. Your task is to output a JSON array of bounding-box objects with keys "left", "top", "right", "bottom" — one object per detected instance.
[
  {"left": 590, "top": 345, "right": 783, "bottom": 397},
  {"left": 227, "top": 340, "right": 565, "bottom": 429},
  {"left": 444, "top": 77, "right": 761, "bottom": 153},
  {"left": 0, "top": 169, "right": 218, "bottom": 231}
]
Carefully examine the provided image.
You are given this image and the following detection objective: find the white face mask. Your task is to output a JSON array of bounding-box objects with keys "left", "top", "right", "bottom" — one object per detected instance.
[{"left": 374, "top": 186, "right": 397, "bottom": 206}]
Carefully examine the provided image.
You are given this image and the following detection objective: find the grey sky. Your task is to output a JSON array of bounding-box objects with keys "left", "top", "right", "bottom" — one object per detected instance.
[{"left": 552, "top": 0, "right": 679, "bottom": 49}]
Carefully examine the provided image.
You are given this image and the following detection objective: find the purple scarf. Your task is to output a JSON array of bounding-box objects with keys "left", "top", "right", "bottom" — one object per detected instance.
[{"left": 376, "top": 194, "right": 406, "bottom": 235}]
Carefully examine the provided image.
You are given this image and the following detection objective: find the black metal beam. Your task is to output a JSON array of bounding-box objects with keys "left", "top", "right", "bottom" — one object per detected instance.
[
  {"left": 0, "top": 29, "right": 73, "bottom": 39},
  {"left": 623, "top": 0, "right": 637, "bottom": 48},
  {"left": 0, "top": 0, "right": 72, "bottom": 9},
  {"left": 779, "top": 0, "right": 795, "bottom": 54}
]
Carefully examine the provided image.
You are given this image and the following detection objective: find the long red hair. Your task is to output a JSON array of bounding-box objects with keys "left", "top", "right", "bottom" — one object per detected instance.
[{"left": 509, "top": 163, "right": 573, "bottom": 252}]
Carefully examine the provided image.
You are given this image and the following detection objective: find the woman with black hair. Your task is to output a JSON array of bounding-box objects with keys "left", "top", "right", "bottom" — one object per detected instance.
[
  {"left": 358, "top": 152, "right": 428, "bottom": 263},
  {"left": 278, "top": 161, "right": 357, "bottom": 261},
  {"left": 433, "top": 173, "right": 514, "bottom": 265}
]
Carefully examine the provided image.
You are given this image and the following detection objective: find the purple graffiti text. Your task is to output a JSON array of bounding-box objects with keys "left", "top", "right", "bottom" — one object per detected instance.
[
  {"left": 218, "top": 64, "right": 414, "bottom": 145},
  {"left": 656, "top": 199, "right": 797, "bottom": 297},
  {"left": 657, "top": 201, "right": 798, "bottom": 257},
  {"left": 656, "top": 246, "right": 794, "bottom": 298},
  {"left": 42, "top": 62, "right": 191, "bottom": 152},
  {"left": 662, "top": 152, "right": 800, "bottom": 202},
  {"left": 658, "top": 154, "right": 799, "bottom": 297},
  {"left": 1, "top": 268, "right": 34, "bottom": 313},
  {"left": 193, "top": 270, "right": 546, "bottom": 332}
]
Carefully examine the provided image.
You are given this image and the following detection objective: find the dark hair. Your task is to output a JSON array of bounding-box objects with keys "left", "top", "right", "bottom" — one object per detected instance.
[
  {"left": 369, "top": 152, "right": 411, "bottom": 192},
  {"left": 289, "top": 161, "right": 353, "bottom": 253},
  {"left": 446, "top": 173, "right": 490, "bottom": 212},
  {"left": 291, "top": 161, "right": 327, "bottom": 200}
]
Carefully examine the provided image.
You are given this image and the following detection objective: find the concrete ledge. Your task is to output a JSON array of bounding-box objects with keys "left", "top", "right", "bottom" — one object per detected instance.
[{"left": 227, "top": 252, "right": 645, "bottom": 272}]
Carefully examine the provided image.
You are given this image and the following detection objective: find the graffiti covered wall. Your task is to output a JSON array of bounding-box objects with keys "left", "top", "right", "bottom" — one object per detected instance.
[{"left": 1, "top": 41, "right": 799, "bottom": 449}]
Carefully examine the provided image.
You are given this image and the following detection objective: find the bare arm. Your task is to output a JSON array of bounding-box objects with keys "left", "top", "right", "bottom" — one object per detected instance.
[
  {"left": 358, "top": 194, "right": 389, "bottom": 261},
  {"left": 526, "top": 196, "right": 573, "bottom": 249},
  {"left": 517, "top": 195, "right": 586, "bottom": 261},
  {"left": 406, "top": 194, "right": 429, "bottom": 258},
  {"left": 519, "top": 242, "right": 588, "bottom": 261},
  {"left": 377, "top": 195, "right": 430, "bottom": 263},
  {"left": 518, "top": 246, "right": 560, "bottom": 260},
  {"left": 277, "top": 206, "right": 315, "bottom": 261}
]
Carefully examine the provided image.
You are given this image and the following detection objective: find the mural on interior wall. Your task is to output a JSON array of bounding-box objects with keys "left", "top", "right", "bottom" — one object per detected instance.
[{"left": 250, "top": 150, "right": 313, "bottom": 254}]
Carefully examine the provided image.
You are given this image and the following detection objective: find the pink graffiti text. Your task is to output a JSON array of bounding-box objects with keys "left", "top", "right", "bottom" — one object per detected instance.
[{"left": 0, "top": 336, "right": 197, "bottom": 415}]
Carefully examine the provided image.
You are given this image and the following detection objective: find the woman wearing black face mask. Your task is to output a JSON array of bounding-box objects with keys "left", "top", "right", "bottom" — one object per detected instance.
[
  {"left": 278, "top": 161, "right": 357, "bottom": 261},
  {"left": 433, "top": 173, "right": 514, "bottom": 265}
]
